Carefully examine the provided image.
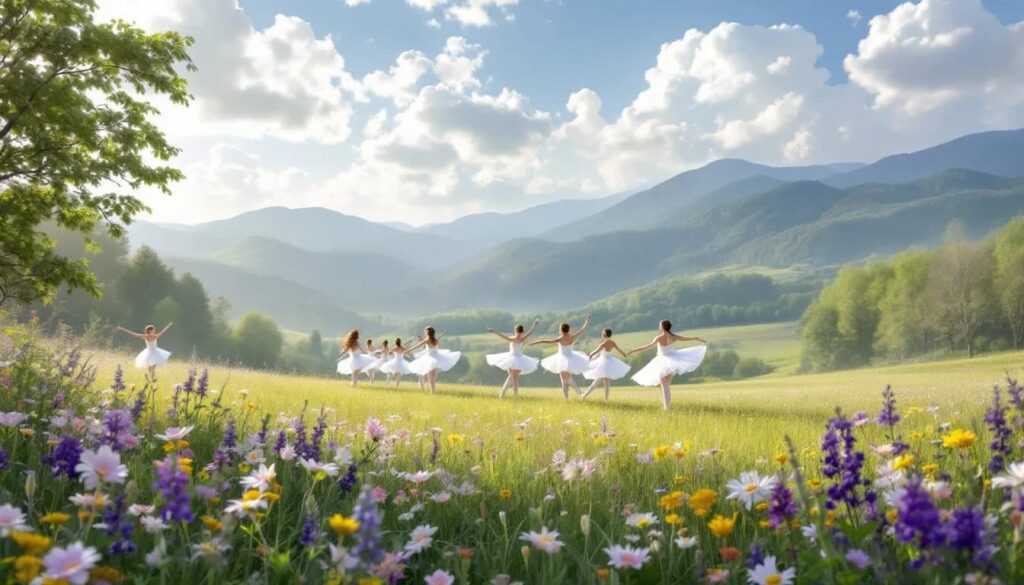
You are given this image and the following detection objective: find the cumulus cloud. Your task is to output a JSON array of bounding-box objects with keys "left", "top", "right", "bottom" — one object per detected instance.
[
  {"left": 95, "top": 0, "right": 360, "bottom": 143},
  {"left": 845, "top": 0, "right": 1024, "bottom": 114},
  {"left": 846, "top": 9, "right": 862, "bottom": 26}
]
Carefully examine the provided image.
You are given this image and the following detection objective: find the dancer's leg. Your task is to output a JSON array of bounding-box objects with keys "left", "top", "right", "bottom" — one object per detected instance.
[
  {"left": 511, "top": 370, "right": 521, "bottom": 397},
  {"left": 660, "top": 375, "right": 672, "bottom": 410},
  {"left": 148, "top": 365, "right": 156, "bottom": 381},
  {"left": 499, "top": 374, "right": 512, "bottom": 399},
  {"left": 428, "top": 370, "right": 438, "bottom": 395},
  {"left": 582, "top": 379, "right": 599, "bottom": 398},
  {"left": 568, "top": 376, "right": 581, "bottom": 395},
  {"left": 351, "top": 370, "right": 361, "bottom": 387},
  {"left": 603, "top": 379, "right": 611, "bottom": 401},
  {"left": 559, "top": 372, "right": 570, "bottom": 401}
]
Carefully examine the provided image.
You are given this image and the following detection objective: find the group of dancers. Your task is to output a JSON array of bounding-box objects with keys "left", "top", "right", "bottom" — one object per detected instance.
[
  {"left": 336, "top": 317, "right": 707, "bottom": 410},
  {"left": 119, "top": 317, "right": 708, "bottom": 409}
]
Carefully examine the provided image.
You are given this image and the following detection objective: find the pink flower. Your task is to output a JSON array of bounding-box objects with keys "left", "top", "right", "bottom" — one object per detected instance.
[
  {"left": 75, "top": 446, "right": 128, "bottom": 489},
  {"left": 42, "top": 542, "right": 101, "bottom": 585},
  {"left": 0, "top": 504, "right": 28, "bottom": 536},
  {"left": 424, "top": 569, "right": 455, "bottom": 585},
  {"left": 605, "top": 545, "right": 651, "bottom": 570},
  {"left": 0, "top": 411, "right": 26, "bottom": 426},
  {"left": 365, "top": 418, "right": 387, "bottom": 441}
]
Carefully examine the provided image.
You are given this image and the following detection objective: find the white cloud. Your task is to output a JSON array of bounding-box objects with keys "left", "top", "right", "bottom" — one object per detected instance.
[
  {"left": 846, "top": 9, "right": 862, "bottom": 26},
  {"left": 95, "top": 0, "right": 360, "bottom": 143},
  {"left": 767, "top": 56, "right": 791, "bottom": 75},
  {"left": 362, "top": 50, "right": 434, "bottom": 106},
  {"left": 710, "top": 92, "right": 805, "bottom": 149},
  {"left": 445, "top": 0, "right": 519, "bottom": 28},
  {"left": 845, "top": 0, "right": 1024, "bottom": 114},
  {"left": 344, "top": 0, "right": 372, "bottom": 6},
  {"left": 408, "top": 0, "right": 448, "bottom": 9}
]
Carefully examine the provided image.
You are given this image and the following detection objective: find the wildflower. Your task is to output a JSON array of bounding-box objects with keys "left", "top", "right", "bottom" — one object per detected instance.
[
  {"left": 145, "top": 540, "right": 167, "bottom": 568},
  {"left": 75, "top": 446, "right": 128, "bottom": 490},
  {"left": 12, "top": 532, "right": 52, "bottom": 554},
  {"left": 14, "top": 555, "right": 43, "bottom": 583},
  {"left": 101, "top": 495, "right": 135, "bottom": 555},
  {"left": 140, "top": 516, "right": 169, "bottom": 534},
  {"left": 747, "top": 555, "right": 795, "bottom": 585},
  {"left": 40, "top": 512, "right": 71, "bottom": 525},
  {"left": 424, "top": 570, "right": 455, "bottom": 585},
  {"left": 665, "top": 513, "right": 683, "bottom": 525},
  {"left": 726, "top": 471, "right": 778, "bottom": 510},
  {"left": 100, "top": 409, "right": 134, "bottom": 451},
  {"left": 688, "top": 489, "right": 718, "bottom": 516},
  {"left": 942, "top": 429, "right": 977, "bottom": 450},
  {"left": 41, "top": 542, "right": 100, "bottom": 585},
  {"left": 605, "top": 544, "right": 650, "bottom": 570},
  {"left": 708, "top": 514, "right": 736, "bottom": 538},
  {"left": 821, "top": 413, "right": 874, "bottom": 513},
  {"left": 876, "top": 386, "right": 901, "bottom": 426},
  {"left": 0, "top": 504, "right": 29, "bottom": 535},
  {"left": 773, "top": 452, "right": 788, "bottom": 466},
  {"left": 448, "top": 434, "right": 465, "bottom": 445},
  {"left": 0, "top": 411, "right": 26, "bottom": 426},
  {"left": 720, "top": 547, "right": 742, "bottom": 562},
  {"left": 626, "top": 512, "right": 658, "bottom": 529},
  {"left": 202, "top": 516, "right": 224, "bottom": 533},
  {"left": 365, "top": 418, "right": 387, "bottom": 441},
  {"left": 405, "top": 524, "right": 438, "bottom": 554},
  {"left": 922, "top": 463, "right": 940, "bottom": 476},
  {"left": 949, "top": 507, "right": 996, "bottom": 565},
  {"left": 893, "top": 454, "right": 915, "bottom": 470},
  {"left": 191, "top": 538, "right": 230, "bottom": 568},
  {"left": 703, "top": 568, "right": 730, "bottom": 583},
  {"left": 225, "top": 497, "right": 267, "bottom": 519},
  {"left": 992, "top": 462, "right": 1024, "bottom": 490},
  {"left": 894, "top": 479, "right": 946, "bottom": 549},
  {"left": 42, "top": 436, "right": 83, "bottom": 480},
  {"left": 768, "top": 484, "right": 797, "bottom": 528},
  {"left": 240, "top": 463, "right": 276, "bottom": 492},
  {"left": 985, "top": 389, "right": 1012, "bottom": 472},
  {"left": 350, "top": 485, "right": 385, "bottom": 567},
  {"left": 300, "top": 458, "right": 340, "bottom": 480},
  {"left": 153, "top": 457, "right": 193, "bottom": 523},
  {"left": 499, "top": 488, "right": 513, "bottom": 500},
  {"left": 404, "top": 470, "right": 433, "bottom": 485},
  {"left": 676, "top": 536, "right": 698, "bottom": 549},
  {"left": 845, "top": 549, "right": 871, "bottom": 569},
  {"left": 660, "top": 490, "right": 685, "bottom": 511},
  {"left": 520, "top": 527, "right": 564, "bottom": 554}
]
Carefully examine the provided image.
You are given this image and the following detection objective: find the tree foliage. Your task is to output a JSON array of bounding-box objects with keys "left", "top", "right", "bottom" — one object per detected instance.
[{"left": 0, "top": 0, "right": 193, "bottom": 305}]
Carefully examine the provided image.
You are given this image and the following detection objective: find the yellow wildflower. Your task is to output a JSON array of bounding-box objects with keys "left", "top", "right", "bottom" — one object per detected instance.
[
  {"left": 447, "top": 434, "right": 465, "bottom": 445},
  {"left": 942, "top": 429, "right": 977, "bottom": 450},
  {"left": 893, "top": 454, "right": 916, "bottom": 470},
  {"left": 673, "top": 475, "right": 686, "bottom": 485},
  {"left": 202, "top": 516, "right": 224, "bottom": 533},
  {"left": 13, "top": 555, "right": 43, "bottom": 584},
  {"left": 652, "top": 444, "right": 672, "bottom": 460},
  {"left": 687, "top": 489, "right": 718, "bottom": 516},
  {"left": 178, "top": 458, "right": 193, "bottom": 476},
  {"left": 499, "top": 488, "right": 513, "bottom": 501},
  {"left": 707, "top": 514, "right": 736, "bottom": 538},
  {"left": 909, "top": 432, "right": 924, "bottom": 441},
  {"left": 886, "top": 508, "right": 899, "bottom": 524},
  {"left": 922, "top": 463, "right": 939, "bottom": 475},
  {"left": 358, "top": 578, "right": 384, "bottom": 585},
  {"left": 262, "top": 492, "right": 281, "bottom": 504},
  {"left": 89, "top": 567, "right": 124, "bottom": 584},
  {"left": 773, "top": 452, "right": 789, "bottom": 466},
  {"left": 755, "top": 502, "right": 769, "bottom": 512},
  {"left": 665, "top": 513, "right": 683, "bottom": 526},
  {"left": 329, "top": 514, "right": 360, "bottom": 536},
  {"left": 238, "top": 463, "right": 251, "bottom": 474},
  {"left": 11, "top": 532, "right": 51, "bottom": 555},
  {"left": 659, "top": 490, "right": 685, "bottom": 511},
  {"left": 39, "top": 512, "right": 71, "bottom": 525},
  {"left": 593, "top": 436, "right": 609, "bottom": 446}
]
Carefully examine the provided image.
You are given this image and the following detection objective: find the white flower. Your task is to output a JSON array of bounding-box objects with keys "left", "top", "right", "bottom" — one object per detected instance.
[
  {"left": 155, "top": 426, "right": 194, "bottom": 441},
  {"left": 279, "top": 444, "right": 296, "bottom": 461},
  {"left": 129, "top": 504, "right": 155, "bottom": 517},
  {"left": 404, "top": 470, "right": 434, "bottom": 485},
  {"left": 0, "top": 504, "right": 28, "bottom": 536},
  {"left": 725, "top": 471, "right": 778, "bottom": 510},
  {"left": 145, "top": 539, "right": 167, "bottom": 568},
  {"left": 243, "top": 449, "right": 266, "bottom": 465},
  {"left": 605, "top": 545, "right": 651, "bottom": 570},
  {"left": 333, "top": 445, "right": 353, "bottom": 466},
  {"left": 424, "top": 569, "right": 455, "bottom": 585},
  {"left": 520, "top": 527, "right": 563, "bottom": 554},
  {"left": 429, "top": 491, "right": 451, "bottom": 503},
  {"left": 191, "top": 537, "right": 230, "bottom": 565},
  {"left": 992, "top": 462, "right": 1024, "bottom": 490},
  {"left": 871, "top": 443, "right": 896, "bottom": 457},
  {"left": 75, "top": 445, "right": 128, "bottom": 490},
  {"left": 0, "top": 412, "right": 26, "bottom": 427},
  {"left": 874, "top": 461, "right": 906, "bottom": 493},
  {"left": 800, "top": 524, "right": 817, "bottom": 543},
  {"left": 141, "top": 515, "right": 169, "bottom": 534},
  {"left": 551, "top": 450, "right": 567, "bottom": 467},
  {"left": 68, "top": 493, "right": 103, "bottom": 508},
  {"left": 747, "top": 555, "right": 795, "bottom": 585},
  {"left": 405, "top": 524, "right": 438, "bottom": 554},
  {"left": 926, "top": 480, "right": 952, "bottom": 500},
  {"left": 240, "top": 463, "right": 276, "bottom": 492},
  {"left": 329, "top": 544, "right": 359, "bottom": 571},
  {"left": 675, "top": 536, "right": 698, "bottom": 549},
  {"left": 42, "top": 542, "right": 101, "bottom": 585},
  {"left": 225, "top": 497, "right": 268, "bottom": 518},
  {"left": 626, "top": 512, "right": 659, "bottom": 529},
  {"left": 299, "top": 458, "right": 339, "bottom": 478}
]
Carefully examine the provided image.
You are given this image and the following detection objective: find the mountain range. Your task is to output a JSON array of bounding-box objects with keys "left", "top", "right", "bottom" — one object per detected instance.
[{"left": 128, "top": 128, "right": 1024, "bottom": 332}]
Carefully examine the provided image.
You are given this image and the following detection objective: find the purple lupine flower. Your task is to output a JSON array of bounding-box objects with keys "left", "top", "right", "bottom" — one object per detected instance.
[
  {"left": 258, "top": 416, "right": 271, "bottom": 445},
  {"left": 307, "top": 412, "right": 327, "bottom": 462},
  {"left": 845, "top": 549, "right": 871, "bottom": 569},
  {"left": 112, "top": 365, "right": 126, "bottom": 393},
  {"left": 822, "top": 412, "right": 874, "bottom": 512},
  {"left": 130, "top": 388, "right": 147, "bottom": 423},
  {"left": 154, "top": 457, "right": 194, "bottom": 523},
  {"left": 768, "top": 484, "right": 797, "bottom": 528},
  {"left": 221, "top": 419, "right": 237, "bottom": 453},
  {"left": 351, "top": 485, "right": 385, "bottom": 568},
  {"left": 0, "top": 448, "right": 9, "bottom": 471},
  {"left": 42, "top": 436, "right": 83, "bottom": 479},
  {"left": 196, "top": 368, "right": 209, "bottom": 398},
  {"left": 59, "top": 348, "right": 81, "bottom": 378},
  {"left": 182, "top": 367, "right": 196, "bottom": 394},
  {"left": 339, "top": 464, "right": 358, "bottom": 495},
  {"left": 745, "top": 543, "right": 765, "bottom": 569},
  {"left": 894, "top": 479, "right": 946, "bottom": 549},
  {"left": 273, "top": 430, "right": 287, "bottom": 456},
  {"left": 169, "top": 384, "right": 182, "bottom": 420},
  {"left": 875, "top": 386, "right": 909, "bottom": 454},
  {"left": 102, "top": 495, "right": 136, "bottom": 555},
  {"left": 293, "top": 418, "right": 310, "bottom": 461},
  {"left": 101, "top": 409, "right": 135, "bottom": 451},
  {"left": 985, "top": 388, "right": 1012, "bottom": 473},
  {"left": 949, "top": 507, "right": 996, "bottom": 566},
  {"left": 300, "top": 512, "right": 319, "bottom": 547}
]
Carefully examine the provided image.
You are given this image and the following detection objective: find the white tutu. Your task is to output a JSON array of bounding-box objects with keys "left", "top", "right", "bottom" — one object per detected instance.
[
  {"left": 540, "top": 344, "right": 590, "bottom": 375},
  {"left": 583, "top": 350, "right": 631, "bottom": 381},
  {"left": 337, "top": 351, "right": 377, "bottom": 375},
  {"left": 410, "top": 347, "right": 462, "bottom": 375},
  {"left": 364, "top": 352, "right": 383, "bottom": 371},
  {"left": 631, "top": 345, "right": 707, "bottom": 387},
  {"left": 486, "top": 342, "right": 539, "bottom": 374},
  {"left": 378, "top": 353, "right": 415, "bottom": 376},
  {"left": 135, "top": 340, "right": 170, "bottom": 368}
]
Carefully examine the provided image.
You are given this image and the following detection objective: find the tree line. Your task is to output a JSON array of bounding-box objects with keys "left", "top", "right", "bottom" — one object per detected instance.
[{"left": 800, "top": 218, "right": 1024, "bottom": 372}]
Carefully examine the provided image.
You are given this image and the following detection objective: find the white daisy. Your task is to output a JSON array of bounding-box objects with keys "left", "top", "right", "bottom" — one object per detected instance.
[
  {"left": 405, "top": 524, "right": 438, "bottom": 554},
  {"left": 75, "top": 445, "right": 128, "bottom": 490},
  {"left": 520, "top": 527, "right": 563, "bottom": 554},
  {"left": 0, "top": 504, "right": 28, "bottom": 536},
  {"left": 240, "top": 463, "right": 276, "bottom": 492},
  {"left": 605, "top": 545, "right": 651, "bottom": 570},
  {"left": 155, "top": 426, "right": 194, "bottom": 441},
  {"left": 747, "top": 555, "right": 795, "bottom": 585},
  {"left": 725, "top": 471, "right": 778, "bottom": 510}
]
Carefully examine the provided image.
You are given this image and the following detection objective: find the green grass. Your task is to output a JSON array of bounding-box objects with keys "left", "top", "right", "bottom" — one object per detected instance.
[{"left": 92, "top": 347, "right": 1023, "bottom": 472}]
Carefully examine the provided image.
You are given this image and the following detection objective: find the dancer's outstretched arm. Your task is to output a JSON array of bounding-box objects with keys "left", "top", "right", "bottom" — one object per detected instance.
[
  {"left": 156, "top": 322, "right": 173, "bottom": 337},
  {"left": 522, "top": 319, "right": 540, "bottom": 339},
  {"left": 405, "top": 338, "right": 428, "bottom": 353},
  {"left": 571, "top": 314, "right": 592, "bottom": 339},
  {"left": 610, "top": 341, "right": 630, "bottom": 360},
  {"left": 116, "top": 326, "right": 144, "bottom": 338},
  {"left": 528, "top": 335, "right": 560, "bottom": 346},
  {"left": 670, "top": 332, "right": 706, "bottom": 344},
  {"left": 626, "top": 338, "right": 659, "bottom": 356},
  {"left": 587, "top": 346, "right": 601, "bottom": 360},
  {"left": 487, "top": 329, "right": 513, "bottom": 343}
]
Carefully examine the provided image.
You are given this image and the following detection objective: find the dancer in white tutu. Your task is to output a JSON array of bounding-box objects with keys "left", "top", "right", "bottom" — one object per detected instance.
[
  {"left": 336, "top": 330, "right": 377, "bottom": 387},
  {"left": 364, "top": 339, "right": 380, "bottom": 385},
  {"left": 377, "top": 338, "right": 415, "bottom": 388},
  {"left": 117, "top": 323, "right": 172, "bottom": 381},
  {"left": 530, "top": 314, "right": 591, "bottom": 401},
  {"left": 405, "top": 326, "right": 462, "bottom": 395},
  {"left": 627, "top": 320, "right": 707, "bottom": 410},
  {"left": 581, "top": 328, "right": 631, "bottom": 402},
  {"left": 485, "top": 319, "right": 540, "bottom": 398}
]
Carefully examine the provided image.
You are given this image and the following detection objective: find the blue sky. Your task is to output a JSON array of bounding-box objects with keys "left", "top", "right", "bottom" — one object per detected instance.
[{"left": 96, "top": 0, "right": 1024, "bottom": 224}]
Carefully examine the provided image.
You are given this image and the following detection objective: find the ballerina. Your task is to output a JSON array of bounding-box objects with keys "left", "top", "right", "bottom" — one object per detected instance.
[
  {"left": 412, "top": 329, "right": 447, "bottom": 390},
  {"left": 530, "top": 314, "right": 592, "bottom": 401},
  {"left": 364, "top": 339, "right": 380, "bottom": 385},
  {"left": 336, "top": 330, "right": 377, "bottom": 387},
  {"left": 376, "top": 339, "right": 391, "bottom": 385},
  {"left": 378, "top": 338, "right": 415, "bottom": 388},
  {"left": 485, "top": 319, "right": 540, "bottom": 398},
  {"left": 117, "top": 323, "right": 172, "bottom": 381},
  {"left": 405, "top": 326, "right": 462, "bottom": 395},
  {"left": 581, "top": 328, "right": 632, "bottom": 402},
  {"left": 627, "top": 320, "right": 707, "bottom": 410}
]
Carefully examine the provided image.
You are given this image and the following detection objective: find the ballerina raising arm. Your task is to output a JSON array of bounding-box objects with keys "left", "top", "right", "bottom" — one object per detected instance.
[
  {"left": 486, "top": 319, "right": 541, "bottom": 399},
  {"left": 118, "top": 322, "right": 172, "bottom": 339},
  {"left": 119, "top": 323, "right": 173, "bottom": 381},
  {"left": 589, "top": 338, "right": 629, "bottom": 361},
  {"left": 529, "top": 314, "right": 590, "bottom": 346}
]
